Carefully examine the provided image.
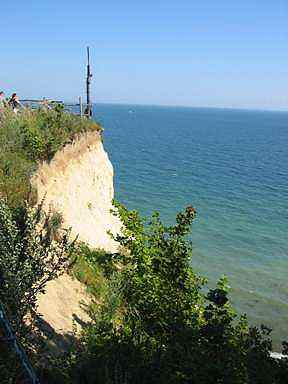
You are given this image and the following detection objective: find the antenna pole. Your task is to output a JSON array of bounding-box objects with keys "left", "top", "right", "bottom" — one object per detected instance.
[{"left": 86, "top": 46, "right": 93, "bottom": 118}]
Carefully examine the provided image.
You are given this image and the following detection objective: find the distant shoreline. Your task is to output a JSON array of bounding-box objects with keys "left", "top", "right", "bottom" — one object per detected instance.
[{"left": 67, "top": 101, "right": 288, "bottom": 114}]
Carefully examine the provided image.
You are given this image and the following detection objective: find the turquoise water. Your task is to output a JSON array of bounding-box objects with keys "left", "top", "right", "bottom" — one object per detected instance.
[{"left": 93, "top": 104, "right": 288, "bottom": 349}]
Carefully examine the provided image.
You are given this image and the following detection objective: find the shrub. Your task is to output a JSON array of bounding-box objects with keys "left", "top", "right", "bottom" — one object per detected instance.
[{"left": 60, "top": 202, "right": 288, "bottom": 384}]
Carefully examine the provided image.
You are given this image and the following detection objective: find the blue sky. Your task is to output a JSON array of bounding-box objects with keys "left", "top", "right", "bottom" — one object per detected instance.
[{"left": 1, "top": 0, "right": 287, "bottom": 110}]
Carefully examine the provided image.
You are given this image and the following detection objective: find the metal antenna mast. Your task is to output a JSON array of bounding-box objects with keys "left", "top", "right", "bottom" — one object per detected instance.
[{"left": 86, "top": 46, "right": 93, "bottom": 118}]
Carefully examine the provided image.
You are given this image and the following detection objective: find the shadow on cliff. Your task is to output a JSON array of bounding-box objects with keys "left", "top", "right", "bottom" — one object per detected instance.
[{"left": 36, "top": 314, "right": 89, "bottom": 356}]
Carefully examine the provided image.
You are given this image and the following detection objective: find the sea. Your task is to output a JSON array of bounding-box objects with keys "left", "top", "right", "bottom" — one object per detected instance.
[{"left": 92, "top": 103, "right": 288, "bottom": 350}]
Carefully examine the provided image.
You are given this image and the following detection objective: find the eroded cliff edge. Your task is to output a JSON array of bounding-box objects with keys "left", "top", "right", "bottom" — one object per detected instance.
[{"left": 32, "top": 130, "right": 121, "bottom": 253}]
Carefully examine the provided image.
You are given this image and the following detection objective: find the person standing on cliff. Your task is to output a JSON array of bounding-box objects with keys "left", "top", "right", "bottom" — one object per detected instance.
[{"left": 8, "top": 92, "right": 22, "bottom": 113}]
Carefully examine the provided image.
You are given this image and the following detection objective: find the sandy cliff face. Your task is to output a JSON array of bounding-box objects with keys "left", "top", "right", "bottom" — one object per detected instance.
[
  {"left": 34, "top": 131, "right": 122, "bottom": 336},
  {"left": 37, "top": 274, "right": 91, "bottom": 337},
  {"left": 32, "top": 131, "right": 121, "bottom": 253}
]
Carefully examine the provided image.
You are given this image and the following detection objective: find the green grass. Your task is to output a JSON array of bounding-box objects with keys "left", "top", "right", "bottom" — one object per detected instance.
[
  {"left": 71, "top": 244, "right": 108, "bottom": 298},
  {"left": 70, "top": 243, "right": 119, "bottom": 317},
  {"left": 0, "top": 105, "right": 102, "bottom": 208}
]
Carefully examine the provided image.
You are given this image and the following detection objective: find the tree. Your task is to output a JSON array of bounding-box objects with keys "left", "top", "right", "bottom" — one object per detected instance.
[{"left": 0, "top": 198, "right": 73, "bottom": 382}]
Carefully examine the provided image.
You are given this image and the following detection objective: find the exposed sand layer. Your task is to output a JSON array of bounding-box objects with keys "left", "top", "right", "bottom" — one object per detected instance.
[
  {"left": 33, "top": 131, "right": 121, "bottom": 338},
  {"left": 32, "top": 131, "right": 121, "bottom": 252}
]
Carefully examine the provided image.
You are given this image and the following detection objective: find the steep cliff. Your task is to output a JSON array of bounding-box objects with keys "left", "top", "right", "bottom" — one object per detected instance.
[
  {"left": 32, "top": 130, "right": 121, "bottom": 253},
  {"left": 34, "top": 131, "right": 121, "bottom": 335}
]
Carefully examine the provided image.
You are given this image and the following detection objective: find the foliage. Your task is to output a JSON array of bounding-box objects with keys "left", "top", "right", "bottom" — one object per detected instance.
[
  {"left": 0, "top": 105, "right": 102, "bottom": 208},
  {"left": 70, "top": 243, "right": 115, "bottom": 299},
  {"left": 0, "top": 198, "right": 73, "bottom": 382},
  {"left": 53, "top": 202, "right": 288, "bottom": 384}
]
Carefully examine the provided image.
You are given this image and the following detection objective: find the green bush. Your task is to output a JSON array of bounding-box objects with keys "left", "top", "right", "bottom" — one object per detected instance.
[{"left": 59, "top": 202, "right": 288, "bottom": 384}]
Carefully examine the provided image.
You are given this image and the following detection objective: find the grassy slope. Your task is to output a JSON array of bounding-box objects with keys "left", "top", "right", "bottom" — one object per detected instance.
[{"left": 0, "top": 105, "right": 101, "bottom": 208}]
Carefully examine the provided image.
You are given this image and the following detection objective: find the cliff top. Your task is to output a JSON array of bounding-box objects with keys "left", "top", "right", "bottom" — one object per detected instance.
[{"left": 0, "top": 105, "right": 102, "bottom": 208}]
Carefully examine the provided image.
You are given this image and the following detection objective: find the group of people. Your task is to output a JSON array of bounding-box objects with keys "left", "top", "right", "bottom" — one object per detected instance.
[{"left": 0, "top": 91, "right": 22, "bottom": 113}]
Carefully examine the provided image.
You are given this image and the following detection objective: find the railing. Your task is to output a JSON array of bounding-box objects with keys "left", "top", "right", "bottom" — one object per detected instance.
[
  {"left": 20, "top": 96, "right": 88, "bottom": 117},
  {"left": 0, "top": 302, "right": 40, "bottom": 383}
]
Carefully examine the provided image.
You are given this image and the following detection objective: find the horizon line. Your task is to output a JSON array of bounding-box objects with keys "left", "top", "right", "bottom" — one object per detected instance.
[{"left": 82, "top": 101, "right": 288, "bottom": 114}]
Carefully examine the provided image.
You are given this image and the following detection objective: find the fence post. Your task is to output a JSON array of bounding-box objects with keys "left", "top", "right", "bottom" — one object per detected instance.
[{"left": 79, "top": 96, "right": 83, "bottom": 118}]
